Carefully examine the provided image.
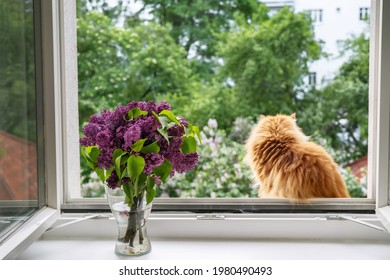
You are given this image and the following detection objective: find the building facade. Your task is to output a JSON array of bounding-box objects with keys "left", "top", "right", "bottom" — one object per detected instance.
[{"left": 262, "top": 0, "right": 370, "bottom": 87}]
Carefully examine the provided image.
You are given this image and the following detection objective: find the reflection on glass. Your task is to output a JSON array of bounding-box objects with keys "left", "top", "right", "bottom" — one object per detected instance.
[{"left": 0, "top": 0, "right": 40, "bottom": 242}]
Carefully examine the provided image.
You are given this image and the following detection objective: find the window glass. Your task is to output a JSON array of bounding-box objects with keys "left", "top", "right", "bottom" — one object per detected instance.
[
  {"left": 77, "top": 0, "right": 370, "bottom": 200},
  {"left": 0, "top": 0, "right": 41, "bottom": 242}
]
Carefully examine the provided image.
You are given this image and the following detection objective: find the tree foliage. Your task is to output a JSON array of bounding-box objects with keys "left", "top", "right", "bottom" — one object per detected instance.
[
  {"left": 300, "top": 33, "right": 369, "bottom": 163},
  {"left": 0, "top": 1, "right": 36, "bottom": 142},
  {"left": 77, "top": 10, "right": 194, "bottom": 125},
  {"left": 140, "top": 0, "right": 259, "bottom": 79},
  {"left": 218, "top": 5, "right": 321, "bottom": 117}
]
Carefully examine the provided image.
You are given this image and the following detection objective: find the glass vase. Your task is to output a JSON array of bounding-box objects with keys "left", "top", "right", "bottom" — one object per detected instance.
[{"left": 105, "top": 185, "right": 152, "bottom": 256}]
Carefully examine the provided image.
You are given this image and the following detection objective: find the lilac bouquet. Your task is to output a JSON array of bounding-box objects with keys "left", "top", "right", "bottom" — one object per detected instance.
[{"left": 80, "top": 101, "right": 200, "bottom": 249}]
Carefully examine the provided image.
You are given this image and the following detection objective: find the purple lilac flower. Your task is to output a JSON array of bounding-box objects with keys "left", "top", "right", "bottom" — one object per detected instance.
[
  {"left": 107, "top": 172, "right": 119, "bottom": 189},
  {"left": 111, "top": 105, "right": 130, "bottom": 128},
  {"left": 115, "top": 126, "right": 127, "bottom": 139},
  {"left": 168, "top": 124, "right": 184, "bottom": 137},
  {"left": 167, "top": 137, "right": 183, "bottom": 152},
  {"left": 168, "top": 152, "right": 199, "bottom": 173},
  {"left": 144, "top": 153, "right": 164, "bottom": 174},
  {"left": 80, "top": 123, "right": 100, "bottom": 146},
  {"left": 137, "top": 101, "right": 148, "bottom": 112},
  {"left": 137, "top": 116, "right": 161, "bottom": 136},
  {"left": 178, "top": 116, "right": 189, "bottom": 127},
  {"left": 96, "top": 130, "right": 112, "bottom": 149},
  {"left": 156, "top": 101, "right": 171, "bottom": 113},
  {"left": 97, "top": 148, "right": 113, "bottom": 170},
  {"left": 146, "top": 101, "right": 158, "bottom": 113},
  {"left": 123, "top": 125, "right": 141, "bottom": 150}
]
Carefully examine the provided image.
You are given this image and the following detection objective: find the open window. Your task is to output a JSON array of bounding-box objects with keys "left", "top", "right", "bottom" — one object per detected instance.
[
  {"left": 373, "top": 0, "right": 390, "bottom": 231},
  {"left": 0, "top": 0, "right": 63, "bottom": 259},
  {"left": 65, "top": 0, "right": 378, "bottom": 214}
]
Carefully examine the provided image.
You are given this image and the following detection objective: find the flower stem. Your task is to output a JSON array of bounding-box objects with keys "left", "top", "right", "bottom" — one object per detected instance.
[{"left": 123, "top": 193, "right": 145, "bottom": 247}]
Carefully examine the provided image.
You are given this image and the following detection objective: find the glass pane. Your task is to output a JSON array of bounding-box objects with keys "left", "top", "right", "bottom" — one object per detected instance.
[
  {"left": 0, "top": 0, "right": 41, "bottom": 242},
  {"left": 77, "top": 0, "right": 369, "bottom": 200}
]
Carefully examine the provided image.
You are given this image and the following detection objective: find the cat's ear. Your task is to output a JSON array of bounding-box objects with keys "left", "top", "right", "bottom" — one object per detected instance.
[
  {"left": 260, "top": 114, "right": 266, "bottom": 120},
  {"left": 290, "top": 113, "right": 296, "bottom": 120}
]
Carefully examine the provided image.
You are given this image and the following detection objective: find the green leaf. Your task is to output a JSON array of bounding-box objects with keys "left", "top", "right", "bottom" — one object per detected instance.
[
  {"left": 151, "top": 111, "right": 161, "bottom": 123},
  {"left": 81, "top": 146, "right": 100, "bottom": 165},
  {"left": 190, "top": 125, "right": 202, "bottom": 145},
  {"left": 131, "top": 138, "right": 147, "bottom": 152},
  {"left": 140, "top": 141, "right": 160, "bottom": 153},
  {"left": 157, "top": 128, "right": 170, "bottom": 143},
  {"left": 88, "top": 146, "right": 101, "bottom": 163},
  {"left": 128, "top": 107, "right": 148, "bottom": 120},
  {"left": 113, "top": 149, "right": 127, "bottom": 162},
  {"left": 146, "top": 187, "right": 156, "bottom": 205},
  {"left": 105, "top": 168, "right": 113, "bottom": 182},
  {"left": 152, "top": 159, "right": 172, "bottom": 183},
  {"left": 127, "top": 155, "right": 145, "bottom": 181},
  {"left": 123, "top": 183, "right": 134, "bottom": 206},
  {"left": 113, "top": 149, "right": 127, "bottom": 176},
  {"left": 81, "top": 147, "right": 94, "bottom": 169},
  {"left": 94, "top": 167, "right": 113, "bottom": 183},
  {"left": 137, "top": 173, "right": 148, "bottom": 193},
  {"left": 159, "top": 110, "right": 181, "bottom": 127},
  {"left": 94, "top": 168, "right": 106, "bottom": 183},
  {"left": 146, "top": 176, "right": 155, "bottom": 191},
  {"left": 181, "top": 135, "right": 197, "bottom": 153}
]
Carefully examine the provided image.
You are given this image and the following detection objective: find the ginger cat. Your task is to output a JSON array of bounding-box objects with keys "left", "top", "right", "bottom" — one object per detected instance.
[{"left": 245, "top": 114, "right": 350, "bottom": 200}]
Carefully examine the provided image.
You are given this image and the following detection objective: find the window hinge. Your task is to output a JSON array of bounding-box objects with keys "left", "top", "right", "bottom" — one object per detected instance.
[
  {"left": 196, "top": 214, "right": 226, "bottom": 220},
  {"left": 326, "top": 215, "right": 388, "bottom": 233}
]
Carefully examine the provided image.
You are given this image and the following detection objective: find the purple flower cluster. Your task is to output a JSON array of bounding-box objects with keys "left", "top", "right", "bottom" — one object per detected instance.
[{"left": 80, "top": 101, "right": 199, "bottom": 189}]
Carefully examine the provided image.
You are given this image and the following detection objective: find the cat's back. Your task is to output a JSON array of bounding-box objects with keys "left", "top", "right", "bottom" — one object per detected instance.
[
  {"left": 245, "top": 114, "right": 350, "bottom": 199},
  {"left": 283, "top": 141, "right": 350, "bottom": 199}
]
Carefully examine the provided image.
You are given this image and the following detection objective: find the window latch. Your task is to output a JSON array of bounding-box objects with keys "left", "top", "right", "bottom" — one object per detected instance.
[{"left": 196, "top": 214, "right": 226, "bottom": 220}]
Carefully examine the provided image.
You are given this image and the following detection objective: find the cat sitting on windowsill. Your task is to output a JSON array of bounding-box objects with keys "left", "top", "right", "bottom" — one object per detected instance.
[{"left": 245, "top": 113, "right": 350, "bottom": 200}]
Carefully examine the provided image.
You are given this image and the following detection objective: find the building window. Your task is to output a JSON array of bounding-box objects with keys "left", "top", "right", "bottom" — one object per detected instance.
[
  {"left": 308, "top": 72, "right": 317, "bottom": 86},
  {"left": 307, "top": 9, "right": 323, "bottom": 23},
  {"left": 359, "top": 7, "right": 370, "bottom": 20}
]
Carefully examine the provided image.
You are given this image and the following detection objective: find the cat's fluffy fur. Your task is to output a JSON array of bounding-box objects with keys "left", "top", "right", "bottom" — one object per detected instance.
[{"left": 245, "top": 114, "right": 350, "bottom": 200}]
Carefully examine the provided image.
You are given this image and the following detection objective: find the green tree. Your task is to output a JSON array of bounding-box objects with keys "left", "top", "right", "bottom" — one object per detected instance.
[
  {"left": 217, "top": 5, "right": 321, "bottom": 119},
  {"left": 300, "top": 33, "right": 369, "bottom": 163},
  {"left": 139, "top": 0, "right": 258, "bottom": 80},
  {"left": 77, "top": 11, "right": 195, "bottom": 125},
  {"left": 0, "top": 0, "right": 36, "bottom": 142}
]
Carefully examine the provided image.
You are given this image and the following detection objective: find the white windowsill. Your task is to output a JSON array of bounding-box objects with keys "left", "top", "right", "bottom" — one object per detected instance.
[{"left": 16, "top": 213, "right": 390, "bottom": 260}]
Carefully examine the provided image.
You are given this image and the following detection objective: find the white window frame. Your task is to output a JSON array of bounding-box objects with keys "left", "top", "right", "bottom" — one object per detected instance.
[
  {"left": 62, "top": 0, "right": 390, "bottom": 224},
  {"left": 64, "top": 0, "right": 375, "bottom": 214},
  {"left": 372, "top": 0, "right": 390, "bottom": 231}
]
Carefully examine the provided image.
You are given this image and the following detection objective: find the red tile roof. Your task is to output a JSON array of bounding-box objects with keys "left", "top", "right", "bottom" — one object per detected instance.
[
  {"left": 0, "top": 130, "right": 38, "bottom": 200},
  {"left": 345, "top": 155, "right": 368, "bottom": 179}
]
